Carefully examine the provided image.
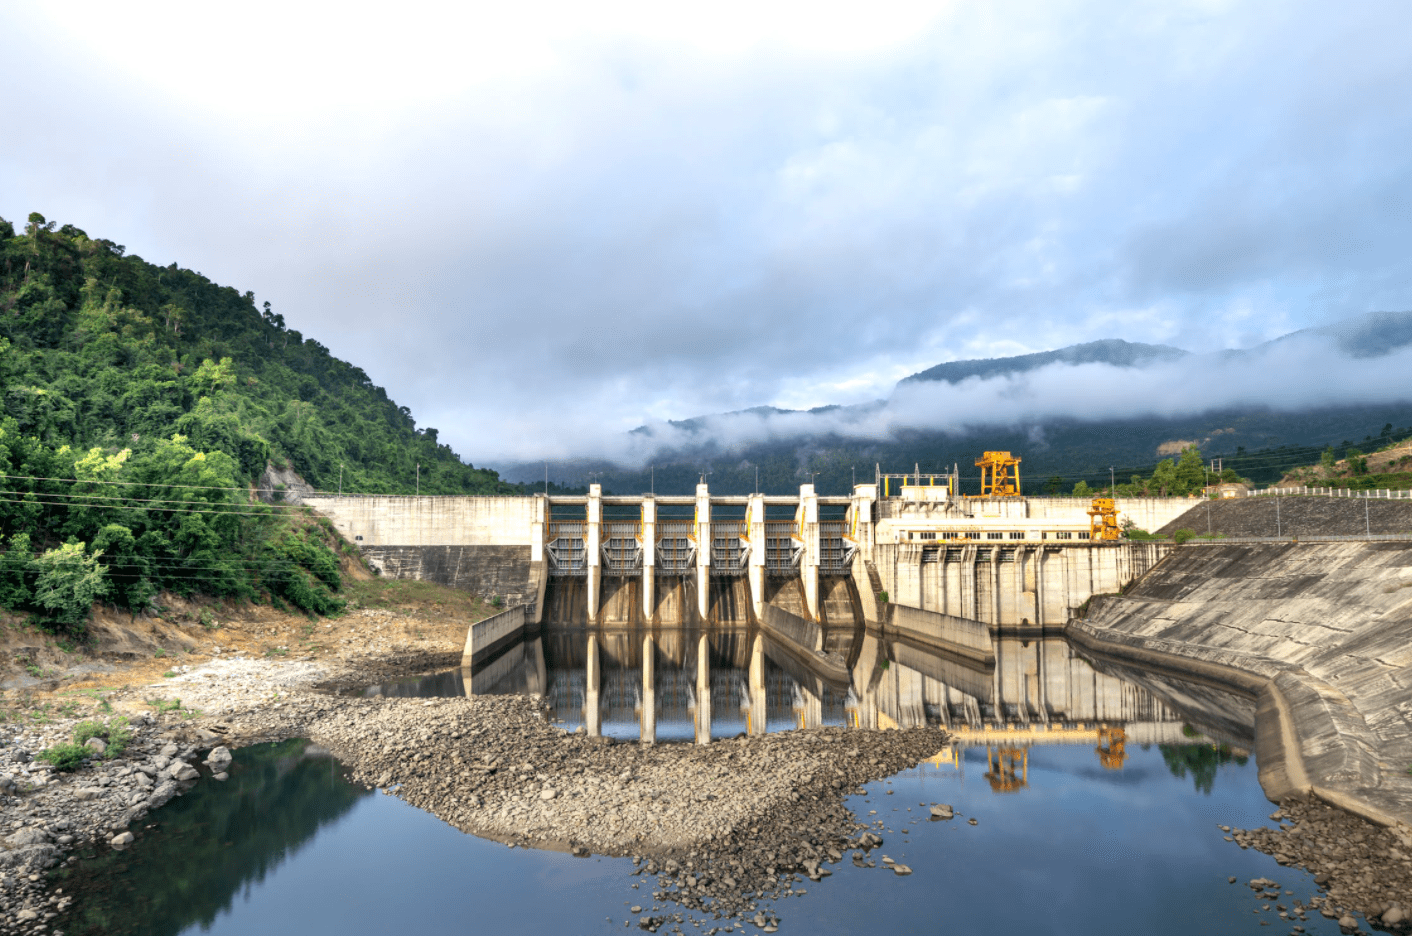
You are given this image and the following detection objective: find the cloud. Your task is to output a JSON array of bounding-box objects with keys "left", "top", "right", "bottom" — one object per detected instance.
[
  {"left": 3, "top": 1, "right": 1411, "bottom": 467},
  {"left": 493, "top": 328, "right": 1412, "bottom": 466}
]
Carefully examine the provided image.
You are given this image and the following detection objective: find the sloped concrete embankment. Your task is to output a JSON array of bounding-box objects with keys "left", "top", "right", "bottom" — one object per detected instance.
[
  {"left": 1068, "top": 541, "right": 1412, "bottom": 828},
  {"left": 1158, "top": 496, "right": 1412, "bottom": 538}
]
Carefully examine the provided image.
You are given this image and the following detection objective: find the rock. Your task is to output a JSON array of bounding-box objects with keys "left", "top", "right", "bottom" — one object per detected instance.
[
  {"left": 1338, "top": 915, "right": 1357, "bottom": 932},
  {"left": 148, "top": 780, "right": 178, "bottom": 809},
  {"left": 1314, "top": 874, "right": 1330, "bottom": 886},
  {"left": 160, "top": 742, "right": 179, "bottom": 757},
  {"left": 892, "top": 864, "right": 913, "bottom": 875},
  {"left": 15, "top": 909, "right": 38, "bottom": 922},
  {"left": 134, "top": 772, "right": 154, "bottom": 789},
  {"left": 1229, "top": 877, "right": 1237, "bottom": 884},
  {"left": 540, "top": 788, "right": 557, "bottom": 801},
  {"left": 631, "top": 906, "right": 642, "bottom": 914},
  {"left": 205, "top": 746, "right": 233, "bottom": 770},
  {"left": 929, "top": 804, "right": 954, "bottom": 820},
  {"left": 153, "top": 754, "right": 171, "bottom": 771},
  {"left": 6, "top": 828, "right": 49, "bottom": 847},
  {"left": 1384, "top": 907, "right": 1405, "bottom": 925},
  {"left": 0, "top": 774, "right": 15, "bottom": 793},
  {"left": 111, "top": 831, "right": 135, "bottom": 847},
  {"left": 172, "top": 763, "right": 200, "bottom": 782},
  {"left": 84, "top": 736, "right": 107, "bottom": 755},
  {"left": 213, "top": 771, "right": 229, "bottom": 781},
  {"left": 967, "top": 818, "right": 978, "bottom": 826},
  {"left": 74, "top": 787, "right": 104, "bottom": 801}
]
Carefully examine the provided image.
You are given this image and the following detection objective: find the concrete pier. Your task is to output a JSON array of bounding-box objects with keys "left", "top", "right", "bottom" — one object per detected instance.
[
  {"left": 695, "top": 633, "right": 712, "bottom": 745},
  {"left": 585, "top": 634, "right": 601, "bottom": 738},
  {"left": 641, "top": 635, "right": 656, "bottom": 745},
  {"left": 748, "top": 634, "right": 767, "bottom": 736}
]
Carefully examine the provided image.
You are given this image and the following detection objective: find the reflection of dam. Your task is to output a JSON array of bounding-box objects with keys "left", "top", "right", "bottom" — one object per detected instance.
[{"left": 412, "top": 602, "right": 1199, "bottom": 757}]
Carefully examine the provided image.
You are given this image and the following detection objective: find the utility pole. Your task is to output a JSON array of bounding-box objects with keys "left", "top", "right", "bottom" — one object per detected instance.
[{"left": 1110, "top": 467, "right": 1115, "bottom": 494}]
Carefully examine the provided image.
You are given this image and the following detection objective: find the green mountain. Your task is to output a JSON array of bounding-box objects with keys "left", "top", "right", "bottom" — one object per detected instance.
[
  {"left": 0, "top": 212, "right": 512, "bottom": 631},
  {"left": 897, "top": 338, "right": 1189, "bottom": 386}
]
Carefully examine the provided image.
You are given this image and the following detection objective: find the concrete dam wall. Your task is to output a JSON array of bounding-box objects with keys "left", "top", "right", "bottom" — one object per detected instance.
[{"left": 1070, "top": 540, "right": 1412, "bottom": 826}]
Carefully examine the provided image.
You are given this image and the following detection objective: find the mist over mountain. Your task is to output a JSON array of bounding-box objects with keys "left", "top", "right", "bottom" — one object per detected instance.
[
  {"left": 898, "top": 339, "right": 1189, "bottom": 386},
  {"left": 495, "top": 311, "right": 1412, "bottom": 495}
]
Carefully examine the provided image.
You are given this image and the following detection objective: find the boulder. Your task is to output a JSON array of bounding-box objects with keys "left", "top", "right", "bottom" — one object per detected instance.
[
  {"left": 5, "top": 827, "right": 49, "bottom": 847},
  {"left": 929, "top": 803, "right": 954, "bottom": 820},
  {"left": 171, "top": 763, "right": 200, "bottom": 782},
  {"left": 111, "top": 831, "right": 135, "bottom": 847},
  {"left": 1384, "top": 907, "right": 1406, "bottom": 925},
  {"left": 205, "top": 746, "right": 233, "bottom": 770},
  {"left": 84, "top": 737, "right": 107, "bottom": 755}
]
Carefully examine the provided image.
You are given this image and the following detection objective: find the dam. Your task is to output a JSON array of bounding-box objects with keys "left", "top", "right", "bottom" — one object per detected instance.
[{"left": 306, "top": 472, "right": 1193, "bottom": 631}]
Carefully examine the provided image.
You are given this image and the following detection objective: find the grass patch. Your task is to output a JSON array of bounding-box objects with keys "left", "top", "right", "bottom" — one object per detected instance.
[
  {"left": 36, "top": 742, "right": 89, "bottom": 772},
  {"left": 72, "top": 717, "right": 132, "bottom": 758},
  {"left": 145, "top": 696, "right": 184, "bottom": 714}
]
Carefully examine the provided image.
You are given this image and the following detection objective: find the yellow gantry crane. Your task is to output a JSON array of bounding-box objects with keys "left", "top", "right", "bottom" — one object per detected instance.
[
  {"left": 1087, "top": 497, "right": 1121, "bottom": 541},
  {"left": 1096, "top": 726, "right": 1127, "bottom": 770},
  {"left": 975, "top": 451, "right": 1022, "bottom": 497}
]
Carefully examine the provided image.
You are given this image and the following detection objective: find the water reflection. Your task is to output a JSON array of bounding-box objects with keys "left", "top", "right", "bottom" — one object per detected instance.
[
  {"left": 52, "top": 739, "right": 369, "bottom": 936},
  {"left": 365, "top": 618, "right": 1256, "bottom": 786}
]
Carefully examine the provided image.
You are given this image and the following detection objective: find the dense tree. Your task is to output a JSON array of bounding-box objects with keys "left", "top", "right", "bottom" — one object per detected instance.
[{"left": 0, "top": 213, "right": 520, "bottom": 633}]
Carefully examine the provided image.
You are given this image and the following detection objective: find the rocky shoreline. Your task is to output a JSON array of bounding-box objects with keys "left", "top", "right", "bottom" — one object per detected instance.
[
  {"left": 6, "top": 647, "right": 1412, "bottom": 933},
  {"left": 1, "top": 652, "right": 949, "bottom": 934}
]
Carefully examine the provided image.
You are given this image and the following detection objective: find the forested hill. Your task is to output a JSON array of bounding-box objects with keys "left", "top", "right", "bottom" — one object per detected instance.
[
  {"left": 0, "top": 213, "right": 508, "bottom": 495},
  {"left": 0, "top": 212, "right": 510, "bottom": 633}
]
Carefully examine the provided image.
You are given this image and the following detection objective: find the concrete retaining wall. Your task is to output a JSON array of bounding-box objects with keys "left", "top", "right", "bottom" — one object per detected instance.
[
  {"left": 305, "top": 495, "right": 538, "bottom": 546},
  {"left": 461, "top": 604, "right": 528, "bottom": 668},
  {"left": 1072, "top": 540, "right": 1412, "bottom": 826},
  {"left": 362, "top": 545, "right": 536, "bottom": 605},
  {"left": 886, "top": 604, "right": 993, "bottom": 663}
]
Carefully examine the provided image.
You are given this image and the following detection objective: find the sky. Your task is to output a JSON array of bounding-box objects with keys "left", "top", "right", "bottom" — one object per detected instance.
[{"left": 4, "top": 1, "right": 1412, "bottom": 466}]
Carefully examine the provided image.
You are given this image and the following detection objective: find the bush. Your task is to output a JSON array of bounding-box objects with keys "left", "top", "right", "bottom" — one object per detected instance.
[
  {"left": 1173, "top": 528, "right": 1197, "bottom": 544},
  {"left": 37, "top": 741, "right": 89, "bottom": 772},
  {"left": 31, "top": 542, "right": 110, "bottom": 635},
  {"left": 72, "top": 716, "right": 132, "bottom": 758}
]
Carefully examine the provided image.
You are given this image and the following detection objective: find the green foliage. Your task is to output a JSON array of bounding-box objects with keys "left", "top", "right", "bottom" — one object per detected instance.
[
  {"left": 877, "top": 590, "right": 889, "bottom": 603},
  {"left": 1321, "top": 447, "right": 1337, "bottom": 471},
  {"left": 1347, "top": 448, "right": 1369, "bottom": 476},
  {"left": 1123, "top": 527, "right": 1163, "bottom": 541},
  {"left": 31, "top": 542, "right": 109, "bottom": 634},
  {"left": 1172, "top": 528, "right": 1197, "bottom": 544},
  {"left": 72, "top": 716, "right": 131, "bottom": 758},
  {"left": 1159, "top": 742, "right": 1248, "bottom": 795},
  {"left": 0, "top": 215, "right": 511, "bottom": 496},
  {"left": 0, "top": 213, "right": 528, "bottom": 626},
  {"left": 37, "top": 741, "right": 89, "bottom": 772},
  {"left": 1072, "top": 480, "right": 1093, "bottom": 496},
  {"left": 145, "top": 697, "right": 183, "bottom": 713},
  {"left": 490, "top": 595, "right": 504, "bottom": 610}
]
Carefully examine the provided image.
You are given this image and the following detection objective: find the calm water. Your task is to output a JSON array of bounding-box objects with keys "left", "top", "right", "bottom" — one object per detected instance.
[
  {"left": 52, "top": 737, "right": 1343, "bottom": 935},
  {"left": 54, "top": 623, "right": 1352, "bottom": 934}
]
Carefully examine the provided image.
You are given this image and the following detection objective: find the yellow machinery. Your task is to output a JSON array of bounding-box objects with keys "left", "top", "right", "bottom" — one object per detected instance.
[
  {"left": 983, "top": 746, "right": 1029, "bottom": 793},
  {"left": 1088, "top": 497, "right": 1121, "bottom": 541},
  {"left": 975, "top": 451, "right": 1022, "bottom": 497},
  {"left": 1095, "top": 726, "right": 1127, "bottom": 770}
]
